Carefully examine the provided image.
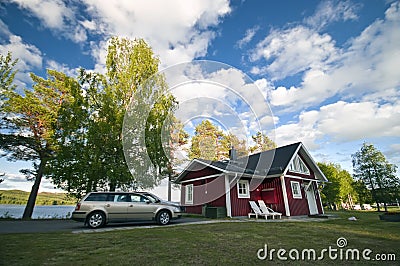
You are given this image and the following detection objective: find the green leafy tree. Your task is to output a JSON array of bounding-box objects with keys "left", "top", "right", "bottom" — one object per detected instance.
[
  {"left": 318, "top": 162, "right": 356, "bottom": 210},
  {"left": 189, "top": 119, "right": 250, "bottom": 161},
  {"left": 249, "top": 131, "right": 276, "bottom": 153},
  {"left": 0, "top": 52, "right": 74, "bottom": 218},
  {"left": 0, "top": 52, "right": 17, "bottom": 96},
  {"left": 221, "top": 133, "right": 248, "bottom": 158},
  {"left": 352, "top": 143, "right": 399, "bottom": 212},
  {"left": 48, "top": 37, "right": 176, "bottom": 198},
  {"left": 353, "top": 180, "right": 373, "bottom": 205},
  {"left": 189, "top": 120, "right": 225, "bottom": 160},
  {"left": 318, "top": 162, "right": 341, "bottom": 210}
]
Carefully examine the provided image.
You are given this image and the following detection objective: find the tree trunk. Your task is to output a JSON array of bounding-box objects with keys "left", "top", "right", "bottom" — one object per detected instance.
[
  {"left": 22, "top": 159, "right": 46, "bottom": 219},
  {"left": 376, "top": 200, "right": 381, "bottom": 212}
]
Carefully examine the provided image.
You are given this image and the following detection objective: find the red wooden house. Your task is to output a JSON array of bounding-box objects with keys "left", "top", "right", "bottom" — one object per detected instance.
[{"left": 176, "top": 142, "right": 328, "bottom": 217}]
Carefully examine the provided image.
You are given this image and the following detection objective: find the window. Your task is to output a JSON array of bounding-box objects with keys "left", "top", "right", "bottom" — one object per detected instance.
[
  {"left": 115, "top": 194, "right": 129, "bottom": 202},
  {"left": 130, "top": 194, "right": 149, "bottom": 203},
  {"left": 85, "top": 193, "right": 110, "bottom": 202},
  {"left": 289, "top": 155, "right": 310, "bottom": 175},
  {"left": 185, "top": 184, "right": 193, "bottom": 204},
  {"left": 237, "top": 179, "right": 250, "bottom": 198},
  {"left": 291, "top": 181, "right": 302, "bottom": 199}
]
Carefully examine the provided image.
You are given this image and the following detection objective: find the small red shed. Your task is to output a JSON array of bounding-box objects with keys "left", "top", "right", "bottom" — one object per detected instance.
[{"left": 176, "top": 142, "right": 328, "bottom": 217}]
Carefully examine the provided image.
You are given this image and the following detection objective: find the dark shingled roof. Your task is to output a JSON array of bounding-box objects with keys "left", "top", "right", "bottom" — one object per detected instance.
[
  {"left": 243, "top": 142, "right": 301, "bottom": 176},
  {"left": 176, "top": 142, "right": 304, "bottom": 182}
]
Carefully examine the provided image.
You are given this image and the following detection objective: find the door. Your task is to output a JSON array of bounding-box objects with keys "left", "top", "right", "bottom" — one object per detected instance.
[
  {"left": 126, "top": 193, "right": 157, "bottom": 220},
  {"left": 305, "top": 183, "right": 318, "bottom": 215},
  {"left": 106, "top": 194, "right": 130, "bottom": 222}
]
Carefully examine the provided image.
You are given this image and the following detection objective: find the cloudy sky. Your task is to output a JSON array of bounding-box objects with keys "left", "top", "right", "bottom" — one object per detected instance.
[{"left": 0, "top": 0, "right": 399, "bottom": 200}]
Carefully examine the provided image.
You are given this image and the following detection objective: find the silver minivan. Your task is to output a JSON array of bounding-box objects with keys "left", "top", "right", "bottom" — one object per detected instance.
[{"left": 71, "top": 192, "right": 182, "bottom": 228}]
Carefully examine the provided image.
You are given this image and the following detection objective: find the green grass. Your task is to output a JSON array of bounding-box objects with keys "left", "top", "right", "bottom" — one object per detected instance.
[
  {"left": 0, "top": 190, "right": 76, "bottom": 205},
  {"left": 1, "top": 211, "right": 399, "bottom": 265}
]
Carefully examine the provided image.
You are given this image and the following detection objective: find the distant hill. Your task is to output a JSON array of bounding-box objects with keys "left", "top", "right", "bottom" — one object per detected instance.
[{"left": 0, "top": 190, "right": 77, "bottom": 205}]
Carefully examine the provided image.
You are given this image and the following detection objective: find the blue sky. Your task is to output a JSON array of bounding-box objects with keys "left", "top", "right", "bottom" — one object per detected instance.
[{"left": 0, "top": 0, "right": 399, "bottom": 200}]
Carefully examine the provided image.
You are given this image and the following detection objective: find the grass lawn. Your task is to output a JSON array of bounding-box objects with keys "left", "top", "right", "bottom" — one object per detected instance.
[{"left": 1, "top": 211, "right": 399, "bottom": 265}]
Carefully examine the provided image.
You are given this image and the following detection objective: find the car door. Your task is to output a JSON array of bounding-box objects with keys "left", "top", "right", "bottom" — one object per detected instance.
[
  {"left": 126, "top": 193, "right": 158, "bottom": 221},
  {"left": 106, "top": 193, "right": 130, "bottom": 222}
]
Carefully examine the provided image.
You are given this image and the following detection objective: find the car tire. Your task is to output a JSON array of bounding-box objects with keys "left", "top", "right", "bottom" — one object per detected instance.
[
  {"left": 156, "top": 210, "right": 171, "bottom": 225},
  {"left": 87, "top": 211, "right": 106, "bottom": 229}
]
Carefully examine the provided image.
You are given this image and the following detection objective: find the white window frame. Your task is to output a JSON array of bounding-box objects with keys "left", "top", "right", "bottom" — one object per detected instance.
[
  {"left": 185, "top": 184, "right": 193, "bottom": 204},
  {"left": 237, "top": 179, "right": 250, "bottom": 199},
  {"left": 291, "top": 181, "right": 302, "bottom": 199},
  {"left": 289, "top": 155, "right": 310, "bottom": 175}
]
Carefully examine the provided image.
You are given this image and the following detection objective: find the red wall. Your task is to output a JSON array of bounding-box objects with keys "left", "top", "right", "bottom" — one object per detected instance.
[
  {"left": 285, "top": 177, "right": 309, "bottom": 216},
  {"left": 181, "top": 173, "right": 226, "bottom": 214},
  {"left": 181, "top": 168, "right": 324, "bottom": 216},
  {"left": 229, "top": 177, "right": 284, "bottom": 217},
  {"left": 285, "top": 177, "right": 323, "bottom": 216}
]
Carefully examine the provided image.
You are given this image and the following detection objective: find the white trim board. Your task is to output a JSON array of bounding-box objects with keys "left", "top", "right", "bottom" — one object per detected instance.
[
  {"left": 285, "top": 174, "right": 328, "bottom": 182},
  {"left": 180, "top": 174, "right": 223, "bottom": 183}
]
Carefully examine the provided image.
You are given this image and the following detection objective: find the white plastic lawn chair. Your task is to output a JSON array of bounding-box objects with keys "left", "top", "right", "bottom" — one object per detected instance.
[
  {"left": 248, "top": 201, "right": 273, "bottom": 219},
  {"left": 257, "top": 200, "right": 282, "bottom": 219}
]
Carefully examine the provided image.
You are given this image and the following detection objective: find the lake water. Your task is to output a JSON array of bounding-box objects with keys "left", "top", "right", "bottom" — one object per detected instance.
[{"left": 0, "top": 204, "right": 75, "bottom": 219}]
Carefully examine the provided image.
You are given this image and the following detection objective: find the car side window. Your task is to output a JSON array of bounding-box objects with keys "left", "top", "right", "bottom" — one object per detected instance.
[
  {"left": 85, "top": 193, "right": 109, "bottom": 201},
  {"left": 115, "top": 194, "right": 129, "bottom": 202},
  {"left": 130, "top": 194, "right": 148, "bottom": 203}
]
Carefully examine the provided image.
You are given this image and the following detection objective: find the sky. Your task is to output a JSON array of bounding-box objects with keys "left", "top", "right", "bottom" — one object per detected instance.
[{"left": 0, "top": 0, "right": 399, "bottom": 201}]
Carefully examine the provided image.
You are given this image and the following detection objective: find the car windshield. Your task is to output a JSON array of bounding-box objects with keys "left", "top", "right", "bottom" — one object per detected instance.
[{"left": 142, "top": 193, "right": 160, "bottom": 203}]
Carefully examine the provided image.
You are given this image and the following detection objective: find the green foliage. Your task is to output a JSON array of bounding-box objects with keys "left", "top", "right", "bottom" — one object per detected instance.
[
  {"left": 189, "top": 120, "right": 276, "bottom": 160},
  {"left": 249, "top": 131, "right": 276, "bottom": 153},
  {"left": 220, "top": 133, "right": 248, "bottom": 158},
  {"left": 0, "top": 52, "right": 75, "bottom": 218},
  {"left": 189, "top": 120, "right": 225, "bottom": 160},
  {"left": 0, "top": 52, "right": 17, "bottom": 96},
  {"left": 352, "top": 143, "right": 399, "bottom": 211},
  {"left": 318, "top": 162, "right": 356, "bottom": 209},
  {"left": 47, "top": 37, "right": 179, "bottom": 198},
  {"left": 353, "top": 180, "right": 373, "bottom": 204}
]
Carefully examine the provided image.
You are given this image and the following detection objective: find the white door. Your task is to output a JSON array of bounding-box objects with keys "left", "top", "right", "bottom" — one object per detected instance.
[{"left": 305, "top": 183, "right": 318, "bottom": 215}]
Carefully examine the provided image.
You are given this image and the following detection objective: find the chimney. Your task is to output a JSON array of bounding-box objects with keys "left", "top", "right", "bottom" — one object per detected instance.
[{"left": 229, "top": 147, "right": 237, "bottom": 160}]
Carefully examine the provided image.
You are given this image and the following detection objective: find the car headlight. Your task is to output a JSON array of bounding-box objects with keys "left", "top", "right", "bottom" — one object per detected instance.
[{"left": 172, "top": 206, "right": 181, "bottom": 212}]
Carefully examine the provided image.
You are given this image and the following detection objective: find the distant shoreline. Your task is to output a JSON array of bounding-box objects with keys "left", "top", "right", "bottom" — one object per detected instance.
[{"left": 0, "top": 190, "right": 77, "bottom": 206}]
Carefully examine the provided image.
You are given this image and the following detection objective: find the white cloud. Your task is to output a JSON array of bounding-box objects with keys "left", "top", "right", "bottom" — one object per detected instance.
[
  {"left": 9, "top": 0, "right": 87, "bottom": 43},
  {"left": 82, "top": 0, "right": 231, "bottom": 66},
  {"left": 0, "top": 33, "right": 43, "bottom": 86},
  {"left": 0, "top": 35, "right": 42, "bottom": 71},
  {"left": 46, "top": 60, "right": 78, "bottom": 77},
  {"left": 251, "top": 26, "right": 339, "bottom": 80},
  {"left": 236, "top": 25, "right": 260, "bottom": 48},
  {"left": 317, "top": 101, "right": 400, "bottom": 142},
  {"left": 304, "top": 0, "right": 360, "bottom": 30},
  {"left": 7, "top": 0, "right": 231, "bottom": 76},
  {"left": 275, "top": 110, "right": 322, "bottom": 150},
  {"left": 253, "top": 1, "right": 400, "bottom": 113},
  {"left": 274, "top": 99, "right": 400, "bottom": 150},
  {"left": 10, "top": 0, "right": 73, "bottom": 29}
]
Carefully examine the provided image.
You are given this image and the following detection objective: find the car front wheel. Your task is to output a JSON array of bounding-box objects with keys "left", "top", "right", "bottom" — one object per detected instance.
[
  {"left": 156, "top": 210, "right": 171, "bottom": 225},
  {"left": 87, "top": 211, "right": 105, "bottom": 229}
]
